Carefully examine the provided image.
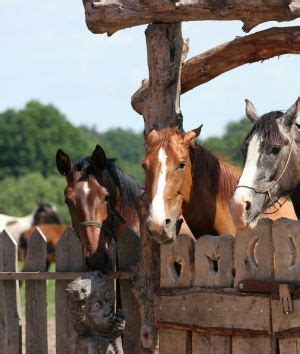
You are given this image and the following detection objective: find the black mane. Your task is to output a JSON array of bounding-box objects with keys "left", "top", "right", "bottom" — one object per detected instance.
[
  {"left": 72, "top": 157, "right": 142, "bottom": 218},
  {"left": 241, "top": 111, "right": 284, "bottom": 157}
]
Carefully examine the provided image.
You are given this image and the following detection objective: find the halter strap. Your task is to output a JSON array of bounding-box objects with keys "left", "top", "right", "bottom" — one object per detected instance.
[
  {"left": 236, "top": 126, "right": 296, "bottom": 215},
  {"left": 76, "top": 221, "right": 115, "bottom": 239}
]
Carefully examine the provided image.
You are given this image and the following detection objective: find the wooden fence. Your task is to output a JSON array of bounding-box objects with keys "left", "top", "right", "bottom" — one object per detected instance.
[
  {"left": 2, "top": 218, "right": 300, "bottom": 353},
  {"left": 157, "top": 217, "right": 300, "bottom": 354},
  {"left": 0, "top": 227, "right": 85, "bottom": 354}
]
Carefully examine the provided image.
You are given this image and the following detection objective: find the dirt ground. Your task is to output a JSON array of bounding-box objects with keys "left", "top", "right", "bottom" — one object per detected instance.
[{"left": 21, "top": 318, "right": 55, "bottom": 354}]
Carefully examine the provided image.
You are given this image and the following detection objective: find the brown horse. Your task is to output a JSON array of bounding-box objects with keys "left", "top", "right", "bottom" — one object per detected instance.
[
  {"left": 56, "top": 145, "right": 142, "bottom": 270},
  {"left": 19, "top": 224, "right": 69, "bottom": 270},
  {"left": 143, "top": 127, "right": 296, "bottom": 243}
]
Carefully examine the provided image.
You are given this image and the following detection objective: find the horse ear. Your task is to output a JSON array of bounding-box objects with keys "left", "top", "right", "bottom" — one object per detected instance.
[
  {"left": 184, "top": 125, "right": 203, "bottom": 144},
  {"left": 91, "top": 144, "right": 107, "bottom": 171},
  {"left": 245, "top": 99, "right": 260, "bottom": 123},
  {"left": 146, "top": 129, "right": 159, "bottom": 147},
  {"left": 283, "top": 97, "right": 300, "bottom": 128},
  {"left": 56, "top": 149, "right": 72, "bottom": 176}
]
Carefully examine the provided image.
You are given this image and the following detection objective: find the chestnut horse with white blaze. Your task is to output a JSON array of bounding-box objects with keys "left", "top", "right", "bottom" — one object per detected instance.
[
  {"left": 143, "top": 127, "right": 296, "bottom": 243},
  {"left": 231, "top": 98, "right": 300, "bottom": 230}
]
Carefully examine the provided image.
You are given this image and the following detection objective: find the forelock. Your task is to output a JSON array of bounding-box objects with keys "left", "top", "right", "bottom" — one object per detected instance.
[{"left": 242, "top": 111, "right": 284, "bottom": 157}]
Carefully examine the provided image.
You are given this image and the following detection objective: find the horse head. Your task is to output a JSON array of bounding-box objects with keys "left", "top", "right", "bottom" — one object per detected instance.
[
  {"left": 56, "top": 145, "right": 117, "bottom": 271},
  {"left": 143, "top": 126, "right": 202, "bottom": 243},
  {"left": 231, "top": 98, "right": 300, "bottom": 230}
]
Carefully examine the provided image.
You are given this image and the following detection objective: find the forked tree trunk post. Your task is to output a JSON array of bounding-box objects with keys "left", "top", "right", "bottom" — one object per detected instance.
[
  {"left": 132, "top": 25, "right": 300, "bottom": 115},
  {"left": 133, "top": 23, "right": 187, "bottom": 133}
]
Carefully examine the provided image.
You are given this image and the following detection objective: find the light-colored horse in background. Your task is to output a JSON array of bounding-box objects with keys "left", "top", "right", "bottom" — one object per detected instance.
[{"left": 0, "top": 203, "right": 60, "bottom": 243}]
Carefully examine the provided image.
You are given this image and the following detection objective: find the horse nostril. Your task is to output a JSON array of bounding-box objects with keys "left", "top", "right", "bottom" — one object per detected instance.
[
  {"left": 165, "top": 218, "right": 171, "bottom": 225},
  {"left": 245, "top": 201, "right": 251, "bottom": 211}
]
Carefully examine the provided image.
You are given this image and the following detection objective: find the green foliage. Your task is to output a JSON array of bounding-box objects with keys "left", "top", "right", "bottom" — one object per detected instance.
[
  {"left": 204, "top": 118, "right": 251, "bottom": 166},
  {"left": 82, "top": 126, "right": 145, "bottom": 183},
  {"left": 0, "top": 101, "right": 94, "bottom": 179},
  {"left": 0, "top": 173, "right": 70, "bottom": 223}
]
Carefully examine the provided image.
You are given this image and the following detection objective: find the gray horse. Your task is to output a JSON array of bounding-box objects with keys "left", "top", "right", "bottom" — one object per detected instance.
[{"left": 231, "top": 97, "right": 300, "bottom": 229}]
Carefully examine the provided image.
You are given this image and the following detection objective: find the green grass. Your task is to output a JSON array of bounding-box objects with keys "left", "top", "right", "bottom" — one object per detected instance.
[{"left": 18, "top": 262, "right": 56, "bottom": 318}]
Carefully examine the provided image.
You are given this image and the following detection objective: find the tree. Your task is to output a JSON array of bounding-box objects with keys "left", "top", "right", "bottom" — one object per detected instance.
[
  {"left": 0, "top": 101, "right": 95, "bottom": 179},
  {"left": 204, "top": 117, "right": 251, "bottom": 166}
]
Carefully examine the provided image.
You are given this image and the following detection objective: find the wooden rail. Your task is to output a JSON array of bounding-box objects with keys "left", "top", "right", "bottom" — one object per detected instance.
[{"left": 0, "top": 270, "right": 134, "bottom": 280}]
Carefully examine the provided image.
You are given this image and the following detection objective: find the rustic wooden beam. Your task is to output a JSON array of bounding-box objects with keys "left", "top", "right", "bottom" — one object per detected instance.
[
  {"left": 138, "top": 23, "right": 187, "bottom": 132},
  {"left": 0, "top": 271, "right": 133, "bottom": 280},
  {"left": 132, "top": 26, "right": 300, "bottom": 115},
  {"left": 82, "top": 0, "right": 298, "bottom": 35}
]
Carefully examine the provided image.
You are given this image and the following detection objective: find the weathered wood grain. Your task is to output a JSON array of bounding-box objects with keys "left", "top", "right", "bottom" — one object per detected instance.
[
  {"left": 192, "top": 333, "right": 231, "bottom": 354},
  {"left": 136, "top": 23, "right": 185, "bottom": 132},
  {"left": 272, "top": 299, "right": 300, "bottom": 334},
  {"left": 117, "top": 227, "right": 141, "bottom": 354},
  {"left": 160, "top": 233, "right": 195, "bottom": 288},
  {"left": 0, "top": 231, "right": 21, "bottom": 354},
  {"left": 159, "top": 328, "right": 187, "bottom": 354},
  {"left": 194, "top": 235, "right": 234, "bottom": 288},
  {"left": 83, "top": 0, "right": 298, "bottom": 35},
  {"left": 133, "top": 26, "right": 300, "bottom": 114},
  {"left": 234, "top": 219, "right": 274, "bottom": 287},
  {"left": 156, "top": 292, "right": 271, "bottom": 333},
  {"left": 279, "top": 337, "right": 300, "bottom": 353},
  {"left": 25, "top": 228, "right": 48, "bottom": 354},
  {"left": 232, "top": 337, "right": 275, "bottom": 354},
  {"left": 273, "top": 218, "right": 300, "bottom": 282},
  {"left": 55, "top": 228, "right": 84, "bottom": 354}
]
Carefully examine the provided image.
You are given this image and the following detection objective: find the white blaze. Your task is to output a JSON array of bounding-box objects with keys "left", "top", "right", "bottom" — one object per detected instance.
[
  {"left": 234, "top": 133, "right": 261, "bottom": 202},
  {"left": 82, "top": 182, "right": 90, "bottom": 196},
  {"left": 150, "top": 148, "right": 167, "bottom": 224}
]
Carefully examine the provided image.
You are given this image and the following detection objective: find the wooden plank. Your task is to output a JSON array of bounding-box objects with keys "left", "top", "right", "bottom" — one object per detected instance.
[
  {"left": 25, "top": 228, "right": 48, "bottom": 354},
  {"left": 273, "top": 218, "right": 300, "bottom": 282},
  {"left": 0, "top": 271, "right": 133, "bottom": 280},
  {"left": 232, "top": 337, "right": 275, "bottom": 354},
  {"left": 0, "top": 230, "right": 21, "bottom": 354},
  {"left": 192, "top": 333, "right": 231, "bottom": 354},
  {"left": 160, "top": 233, "right": 195, "bottom": 288},
  {"left": 117, "top": 227, "right": 141, "bottom": 354},
  {"left": 156, "top": 292, "right": 271, "bottom": 334},
  {"left": 194, "top": 235, "right": 234, "bottom": 287},
  {"left": 55, "top": 228, "right": 84, "bottom": 354},
  {"left": 159, "top": 328, "right": 187, "bottom": 354},
  {"left": 234, "top": 219, "right": 274, "bottom": 287},
  {"left": 279, "top": 337, "right": 300, "bottom": 353},
  {"left": 272, "top": 299, "right": 300, "bottom": 334}
]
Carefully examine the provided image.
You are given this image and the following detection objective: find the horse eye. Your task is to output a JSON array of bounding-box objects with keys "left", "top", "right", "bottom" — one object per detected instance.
[
  {"left": 177, "top": 161, "right": 186, "bottom": 170},
  {"left": 104, "top": 195, "right": 109, "bottom": 204},
  {"left": 141, "top": 162, "right": 147, "bottom": 170},
  {"left": 271, "top": 145, "right": 281, "bottom": 155}
]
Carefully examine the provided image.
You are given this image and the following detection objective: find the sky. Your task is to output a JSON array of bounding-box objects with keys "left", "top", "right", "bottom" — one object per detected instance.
[{"left": 1, "top": 1, "right": 299, "bottom": 138}]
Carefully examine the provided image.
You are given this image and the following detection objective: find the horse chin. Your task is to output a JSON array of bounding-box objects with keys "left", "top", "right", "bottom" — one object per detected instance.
[
  {"left": 147, "top": 228, "right": 175, "bottom": 244},
  {"left": 86, "top": 252, "right": 112, "bottom": 273}
]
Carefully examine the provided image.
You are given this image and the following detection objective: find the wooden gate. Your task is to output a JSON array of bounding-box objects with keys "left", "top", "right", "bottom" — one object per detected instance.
[{"left": 156, "top": 218, "right": 300, "bottom": 354}]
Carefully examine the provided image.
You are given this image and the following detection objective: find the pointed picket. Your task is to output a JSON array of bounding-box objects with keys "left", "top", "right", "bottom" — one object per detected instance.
[
  {"left": 25, "top": 227, "right": 48, "bottom": 354},
  {"left": 55, "top": 227, "right": 83, "bottom": 354},
  {"left": 0, "top": 230, "right": 21, "bottom": 354}
]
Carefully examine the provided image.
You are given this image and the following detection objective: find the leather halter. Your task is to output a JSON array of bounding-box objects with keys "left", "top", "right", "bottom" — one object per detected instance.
[
  {"left": 75, "top": 198, "right": 126, "bottom": 239},
  {"left": 236, "top": 126, "right": 296, "bottom": 215}
]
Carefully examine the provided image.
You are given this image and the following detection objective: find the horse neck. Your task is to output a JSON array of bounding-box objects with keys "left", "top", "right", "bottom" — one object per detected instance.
[{"left": 183, "top": 145, "right": 240, "bottom": 236}]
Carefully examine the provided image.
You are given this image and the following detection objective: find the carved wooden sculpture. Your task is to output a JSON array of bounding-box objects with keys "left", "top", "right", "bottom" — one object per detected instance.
[{"left": 66, "top": 272, "right": 125, "bottom": 354}]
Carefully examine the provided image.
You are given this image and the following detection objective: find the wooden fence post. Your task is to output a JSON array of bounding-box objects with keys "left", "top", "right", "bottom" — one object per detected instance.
[
  {"left": 0, "top": 230, "right": 21, "bottom": 354},
  {"left": 25, "top": 228, "right": 48, "bottom": 354},
  {"left": 55, "top": 228, "right": 84, "bottom": 354}
]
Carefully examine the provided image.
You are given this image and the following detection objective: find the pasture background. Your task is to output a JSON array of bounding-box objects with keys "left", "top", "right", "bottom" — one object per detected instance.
[{"left": 0, "top": 100, "right": 250, "bottom": 223}]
